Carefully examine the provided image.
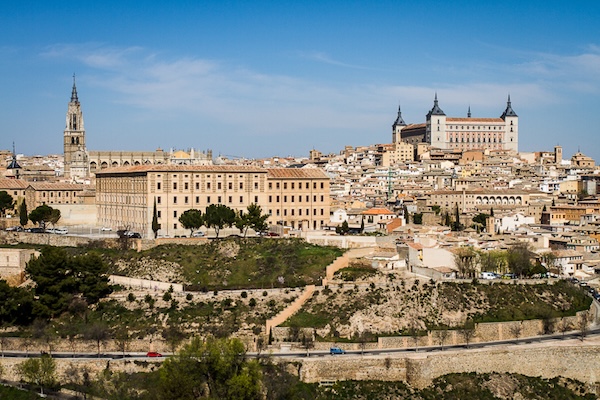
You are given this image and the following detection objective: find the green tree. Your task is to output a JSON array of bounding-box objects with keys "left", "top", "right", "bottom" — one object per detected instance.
[
  {"left": 152, "top": 198, "right": 160, "bottom": 239},
  {"left": 0, "top": 279, "right": 35, "bottom": 326},
  {"left": 26, "top": 247, "right": 111, "bottom": 318},
  {"left": 406, "top": 213, "right": 423, "bottom": 225},
  {"left": 452, "top": 203, "right": 463, "bottom": 231},
  {"left": 336, "top": 220, "right": 350, "bottom": 235},
  {"left": 507, "top": 243, "right": 534, "bottom": 278},
  {"left": 413, "top": 213, "right": 423, "bottom": 224},
  {"left": 159, "top": 336, "right": 262, "bottom": 400},
  {"left": 19, "top": 199, "right": 28, "bottom": 227},
  {"left": 235, "top": 209, "right": 251, "bottom": 237},
  {"left": 472, "top": 213, "right": 490, "bottom": 229},
  {"left": 360, "top": 217, "right": 365, "bottom": 232},
  {"left": 28, "top": 204, "right": 58, "bottom": 230},
  {"left": 246, "top": 203, "right": 269, "bottom": 236},
  {"left": 0, "top": 191, "right": 15, "bottom": 217},
  {"left": 179, "top": 209, "right": 203, "bottom": 236},
  {"left": 204, "top": 204, "right": 236, "bottom": 238},
  {"left": 48, "top": 208, "right": 61, "bottom": 228},
  {"left": 477, "top": 249, "right": 507, "bottom": 274},
  {"left": 16, "top": 354, "right": 57, "bottom": 396}
]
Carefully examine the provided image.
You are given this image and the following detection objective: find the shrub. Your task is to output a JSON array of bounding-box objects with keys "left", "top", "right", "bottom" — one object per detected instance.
[
  {"left": 127, "top": 293, "right": 136, "bottom": 302},
  {"left": 249, "top": 298, "right": 257, "bottom": 308},
  {"left": 262, "top": 291, "right": 268, "bottom": 297},
  {"left": 241, "top": 291, "right": 248, "bottom": 299},
  {"left": 186, "top": 293, "right": 193, "bottom": 301}
]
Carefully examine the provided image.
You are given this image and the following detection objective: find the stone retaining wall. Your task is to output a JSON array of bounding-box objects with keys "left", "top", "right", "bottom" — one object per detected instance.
[
  {"left": 298, "top": 344, "right": 600, "bottom": 389},
  {"left": 109, "top": 275, "right": 183, "bottom": 292}
]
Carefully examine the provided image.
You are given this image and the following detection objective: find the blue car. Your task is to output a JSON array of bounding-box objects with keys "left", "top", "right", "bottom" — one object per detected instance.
[{"left": 330, "top": 346, "right": 346, "bottom": 355}]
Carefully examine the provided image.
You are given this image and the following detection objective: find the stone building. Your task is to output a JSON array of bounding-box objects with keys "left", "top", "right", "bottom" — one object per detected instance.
[
  {"left": 393, "top": 95, "right": 519, "bottom": 153},
  {"left": 62, "top": 77, "right": 212, "bottom": 181},
  {"left": 427, "top": 189, "right": 535, "bottom": 214},
  {"left": 95, "top": 165, "right": 330, "bottom": 237}
]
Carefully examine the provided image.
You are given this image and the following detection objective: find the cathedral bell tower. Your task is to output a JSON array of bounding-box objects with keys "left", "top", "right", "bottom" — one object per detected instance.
[{"left": 63, "top": 75, "right": 89, "bottom": 180}]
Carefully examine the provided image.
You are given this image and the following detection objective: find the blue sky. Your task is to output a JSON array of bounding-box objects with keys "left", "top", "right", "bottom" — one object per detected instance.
[{"left": 2, "top": 1, "right": 600, "bottom": 161}]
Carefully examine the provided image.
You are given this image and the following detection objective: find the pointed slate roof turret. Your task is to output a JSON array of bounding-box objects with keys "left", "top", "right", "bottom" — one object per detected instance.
[
  {"left": 7, "top": 142, "right": 21, "bottom": 170},
  {"left": 70, "top": 73, "right": 79, "bottom": 104},
  {"left": 467, "top": 105, "right": 472, "bottom": 118},
  {"left": 500, "top": 94, "right": 517, "bottom": 119},
  {"left": 393, "top": 104, "right": 407, "bottom": 127},
  {"left": 427, "top": 92, "right": 445, "bottom": 118}
]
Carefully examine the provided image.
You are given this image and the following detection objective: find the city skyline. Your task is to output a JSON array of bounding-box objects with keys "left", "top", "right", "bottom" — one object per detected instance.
[{"left": 2, "top": 1, "right": 600, "bottom": 161}]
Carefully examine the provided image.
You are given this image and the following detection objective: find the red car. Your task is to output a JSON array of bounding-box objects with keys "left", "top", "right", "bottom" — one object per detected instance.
[{"left": 146, "top": 352, "right": 162, "bottom": 357}]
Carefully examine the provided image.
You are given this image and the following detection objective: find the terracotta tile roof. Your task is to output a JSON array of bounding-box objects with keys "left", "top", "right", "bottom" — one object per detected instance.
[
  {"left": 362, "top": 207, "right": 395, "bottom": 215},
  {"left": 0, "top": 178, "right": 29, "bottom": 190},
  {"left": 266, "top": 168, "right": 329, "bottom": 179},
  {"left": 447, "top": 118, "right": 504, "bottom": 123},
  {"left": 28, "top": 182, "right": 92, "bottom": 191},
  {"left": 95, "top": 165, "right": 266, "bottom": 175}
]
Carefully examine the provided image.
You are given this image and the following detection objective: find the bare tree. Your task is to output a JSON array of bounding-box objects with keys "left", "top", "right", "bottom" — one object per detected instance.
[
  {"left": 578, "top": 312, "right": 591, "bottom": 341},
  {"left": 0, "top": 336, "right": 7, "bottom": 357},
  {"left": 84, "top": 322, "right": 110, "bottom": 356},
  {"left": 558, "top": 318, "right": 572, "bottom": 339},
  {"left": 437, "top": 328, "right": 450, "bottom": 351},
  {"left": 384, "top": 357, "right": 392, "bottom": 370},
  {"left": 301, "top": 332, "right": 315, "bottom": 357},
  {"left": 114, "top": 327, "right": 132, "bottom": 356},
  {"left": 509, "top": 322, "right": 523, "bottom": 343},
  {"left": 459, "top": 321, "right": 476, "bottom": 348},
  {"left": 256, "top": 336, "right": 267, "bottom": 358}
]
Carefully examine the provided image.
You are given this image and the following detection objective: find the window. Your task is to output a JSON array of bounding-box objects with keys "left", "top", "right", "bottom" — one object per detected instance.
[
  {"left": 157, "top": 196, "right": 161, "bottom": 204},
  {"left": 291, "top": 182, "right": 295, "bottom": 189},
  {"left": 313, "top": 183, "right": 317, "bottom": 189},
  {"left": 291, "top": 196, "right": 294, "bottom": 202},
  {"left": 195, "top": 196, "right": 199, "bottom": 203},
  {"left": 320, "top": 195, "right": 324, "bottom": 202},
  {"left": 184, "top": 183, "right": 189, "bottom": 190},
  {"left": 276, "top": 196, "right": 280, "bottom": 202},
  {"left": 174, "top": 224, "right": 178, "bottom": 229},
  {"left": 228, "top": 182, "right": 232, "bottom": 190},
  {"left": 239, "top": 196, "right": 243, "bottom": 203},
  {"left": 157, "top": 211, "right": 161, "bottom": 218},
  {"left": 284, "top": 209, "right": 287, "bottom": 216},
  {"left": 218, "top": 196, "right": 222, "bottom": 203},
  {"left": 254, "top": 196, "right": 258, "bottom": 203},
  {"left": 269, "top": 182, "right": 272, "bottom": 189},
  {"left": 228, "top": 196, "right": 232, "bottom": 203},
  {"left": 174, "top": 211, "right": 177, "bottom": 217},
  {"left": 157, "top": 182, "right": 161, "bottom": 190},
  {"left": 284, "top": 196, "right": 287, "bottom": 202},
  {"left": 217, "top": 182, "right": 222, "bottom": 190},
  {"left": 239, "top": 183, "right": 243, "bottom": 189},
  {"left": 269, "top": 195, "right": 272, "bottom": 203},
  {"left": 291, "top": 209, "right": 294, "bottom": 216},
  {"left": 195, "top": 183, "right": 199, "bottom": 190},
  {"left": 173, "top": 196, "right": 177, "bottom": 204},
  {"left": 207, "top": 196, "right": 211, "bottom": 203},
  {"left": 306, "top": 183, "right": 309, "bottom": 189},
  {"left": 207, "top": 182, "right": 211, "bottom": 189},
  {"left": 284, "top": 183, "right": 287, "bottom": 189},
  {"left": 185, "top": 196, "right": 189, "bottom": 204},
  {"left": 276, "top": 182, "right": 280, "bottom": 189},
  {"left": 254, "top": 182, "right": 258, "bottom": 189},
  {"left": 173, "top": 182, "right": 177, "bottom": 190}
]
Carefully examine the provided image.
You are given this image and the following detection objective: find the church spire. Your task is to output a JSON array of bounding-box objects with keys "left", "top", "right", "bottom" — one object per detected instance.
[
  {"left": 70, "top": 73, "right": 79, "bottom": 103},
  {"left": 393, "top": 104, "right": 406, "bottom": 126},
  {"left": 467, "top": 105, "right": 471, "bottom": 118}
]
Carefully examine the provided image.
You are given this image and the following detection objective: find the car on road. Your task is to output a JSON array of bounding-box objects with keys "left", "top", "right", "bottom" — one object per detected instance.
[
  {"left": 100, "top": 226, "right": 112, "bottom": 231},
  {"left": 191, "top": 231, "right": 205, "bottom": 237},
  {"left": 26, "top": 227, "right": 45, "bottom": 233},
  {"left": 146, "top": 352, "right": 162, "bottom": 357},
  {"left": 5, "top": 226, "right": 23, "bottom": 232},
  {"left": 329, "top": 346, "right": 346, "bottom": 355}
]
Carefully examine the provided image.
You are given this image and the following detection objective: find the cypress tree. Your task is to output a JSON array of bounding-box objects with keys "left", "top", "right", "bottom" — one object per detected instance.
[
  {"left": 19, "top": 199, "right": 28, "bottom": 227},
  {"left": 152, "top": 198, "right": 160, "bottom": 238}
]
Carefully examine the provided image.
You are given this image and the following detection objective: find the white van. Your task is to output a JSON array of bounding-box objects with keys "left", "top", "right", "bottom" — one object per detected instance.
[{"left": 481, "top": 272, "right": 497, "bottom": 280}]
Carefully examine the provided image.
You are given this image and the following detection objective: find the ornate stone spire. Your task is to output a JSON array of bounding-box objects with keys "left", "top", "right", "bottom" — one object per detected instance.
[
  {"left": 467, "top": 105, "right": 471, "bottom": 118},
  {"left": 70, "top": 73, "right": 79, "bottom": 103}
]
